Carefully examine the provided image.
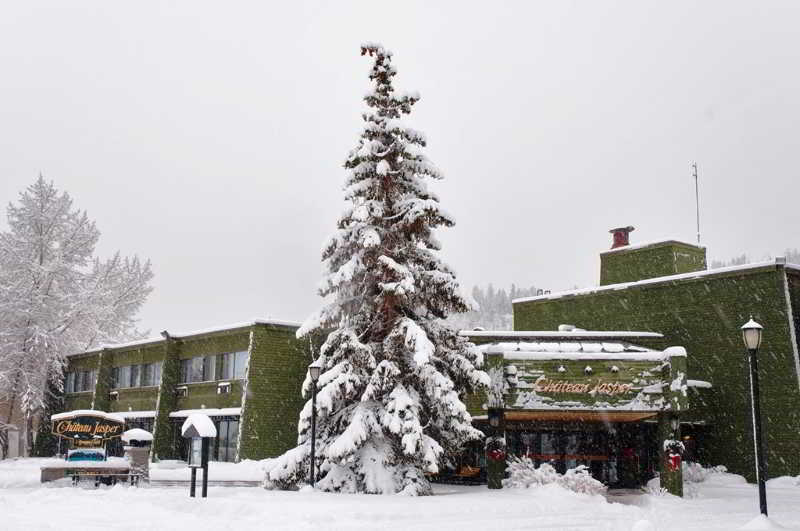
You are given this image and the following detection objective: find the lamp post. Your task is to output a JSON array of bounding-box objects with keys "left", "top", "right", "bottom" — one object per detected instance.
[
  {"left": 741, "top": 317, "right": 768, "bottom": 516},
  {"left": 308, "top": 360, "right": 322, "bottom": 488}
]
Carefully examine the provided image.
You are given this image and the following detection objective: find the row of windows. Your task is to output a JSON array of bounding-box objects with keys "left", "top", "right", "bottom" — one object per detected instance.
[
  {"left": 111, "top": 362, "right": 163, "bottom": 389},
  {"left": 64, "top": 370, "right": 96, "bottom": 393},
  {"left": 65, "top": 351, "right": 250, "bottom": 393},
  {"left": 179, "top": 351, "right": 249, "bottom": 384}
]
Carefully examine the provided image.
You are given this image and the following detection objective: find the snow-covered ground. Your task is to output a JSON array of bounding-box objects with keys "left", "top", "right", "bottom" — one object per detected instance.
[{"left": 1, "top": 458, "right": 798, "bottom": 530}]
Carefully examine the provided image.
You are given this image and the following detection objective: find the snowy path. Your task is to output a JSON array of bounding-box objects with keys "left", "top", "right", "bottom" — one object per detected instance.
[{"left": 1, "top": 459, "right": 798, "bottom": 530}]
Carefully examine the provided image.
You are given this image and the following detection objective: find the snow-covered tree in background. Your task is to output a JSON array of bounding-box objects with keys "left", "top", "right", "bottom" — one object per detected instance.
[
  {"left": 264, "top": 44, "right": 488, "bottom": 495},
  {"left": 0, "top": 175, "right": 153, "bottom": 457},
  {"left": 446, "top": 283, "right": 542, "bottom": 331}
]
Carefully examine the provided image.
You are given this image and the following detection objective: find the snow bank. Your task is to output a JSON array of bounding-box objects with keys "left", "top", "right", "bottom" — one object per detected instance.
[
  {"left": 740, "top": 514, "right": 789, "bottom": 530},
  {"left": 150, "top": 459, "right": 273, "bottom": 481},
  {"left": 767, "top": 475, "right": 800, "bottom": 488}
]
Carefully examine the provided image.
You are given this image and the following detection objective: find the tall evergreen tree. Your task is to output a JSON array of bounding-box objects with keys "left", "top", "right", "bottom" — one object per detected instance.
[{"left": 265, "top": 44, "right": 488, "bottom": 495}]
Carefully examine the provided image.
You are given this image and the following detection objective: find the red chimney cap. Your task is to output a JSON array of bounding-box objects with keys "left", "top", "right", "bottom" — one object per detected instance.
[{"left": 609, "top": 226, "right": 635, "bottom": 249}]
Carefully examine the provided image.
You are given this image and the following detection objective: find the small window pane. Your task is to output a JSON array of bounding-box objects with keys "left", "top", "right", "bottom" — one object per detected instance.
[
  {"left": 110, "top": 367, "right": 119, "bottom": 389},
  {"left": 221, "top": 353, "right": 233, "bottom": 380},
  {"left": 180, "top": 359, "right": 191, "bottom": 383},
  {"left": 119, "top": 366, "right": 131, "bottom": 388},
  {"left": 140, "top": 363, "right": 152, "bottom": 387},
  {"left": 190, "top": 358, "right": 203, "bottom": 383},
  {"left": 65, "top": 373, "right": 74, "bottom": 393},
  {"left": 153, "top": 361, "right": 162, "bottom": 385},
  {"left": 234, "top": 351, "right": 249, "bottom": 380},
  {"left": 130, "top": 365, "right": 141, "bottom": 388},
  {"left": 203, "top": 355, "right": 216, "bottom": 381}
]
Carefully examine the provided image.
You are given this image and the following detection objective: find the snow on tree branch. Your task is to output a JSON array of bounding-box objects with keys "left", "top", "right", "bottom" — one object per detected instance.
[
  {"left": 265, "top": 44, "right": 488, "bottom": 495},
  {"left": 0, "top": 175, "right": 153, "bottom": 455}
]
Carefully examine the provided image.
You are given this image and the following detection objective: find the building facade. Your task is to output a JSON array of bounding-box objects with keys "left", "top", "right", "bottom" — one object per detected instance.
[
  {"left": 461, "top": 329, "right": 692, "bottom": 492},
  {"left": 512, "top": 235, "right": 800, "bottom": 481},
  {"left": 62, "top": 319, "right": 312, "bottom": 462}
]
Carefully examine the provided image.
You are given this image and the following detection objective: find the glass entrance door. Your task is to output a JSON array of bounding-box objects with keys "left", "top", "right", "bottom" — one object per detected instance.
[{"left": 506, "top": 422, "right": 650, "bottom": 488}]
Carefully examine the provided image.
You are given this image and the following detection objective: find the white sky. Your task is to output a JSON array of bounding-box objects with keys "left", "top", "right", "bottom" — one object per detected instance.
[{"left": 1, "top": 1, "right": 799, "bottom": 335}]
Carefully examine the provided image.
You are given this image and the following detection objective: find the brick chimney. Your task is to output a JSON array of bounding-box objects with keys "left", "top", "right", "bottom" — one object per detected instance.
[{"left": 609, "top": 226, "right": 635, "bottom": 249}]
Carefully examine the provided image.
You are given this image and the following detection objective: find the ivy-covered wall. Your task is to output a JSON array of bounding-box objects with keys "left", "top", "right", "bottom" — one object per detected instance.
[
  {"left": 152, "top": 339, "right": 178, "bottom": 460},
  {"left": 513, "top": 264, "right": 800, "bottom": 480},
  {"left": 600, "top": 242, "right": 707, "bottom": 286},
  {"left": 239, "top": 324, "right": 310, "bottom": 460},
  {"left": 63, "top": 321, "right": 311, "bottom": 462}
]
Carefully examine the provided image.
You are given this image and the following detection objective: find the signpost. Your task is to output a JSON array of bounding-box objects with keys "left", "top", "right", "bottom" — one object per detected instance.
[{"left": 181, "top": 414, "right": 216, "bottom": 498}]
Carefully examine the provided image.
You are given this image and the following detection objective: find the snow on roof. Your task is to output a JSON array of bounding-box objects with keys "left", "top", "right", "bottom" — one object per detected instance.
[
  {"left": 181, "top": 413, "right": 217, "bottom": 438},
  {"left": 122, "top": 428, "right": 153, "bottom": 442},
  {"left": 169, "top": 408, "right": 241, "bottom": 418},
  {"left": 600, "top": 239, "right": 704, "bottom": 255},
  {"left": 115, "top": 410, "right": 157, "bottom": 419},
  {"left": 687, "top": 379, "right": 713, "bottom": 389},
  {"left": 51, "top": 410, "right": 126, "bottom": 424},
  {"left": 513, "top": 259, "right": 796, "bottom": 304},
  {"left": 68, "top": 318, "right": 301, "bottom": 356},
  {"left": 479, "top": 340, "right": 678, "bottom": 361},
  {"left": 460, "top": 330, "right": 663, "bottom": 339}
]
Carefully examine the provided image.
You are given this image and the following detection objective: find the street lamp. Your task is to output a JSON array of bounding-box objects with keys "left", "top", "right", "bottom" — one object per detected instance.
[
  {"left": 308, "top": 360, "right": 322, "bottom": 488},
  {"left": 741, "top": 317, "right": 768, "bottom": 516}
]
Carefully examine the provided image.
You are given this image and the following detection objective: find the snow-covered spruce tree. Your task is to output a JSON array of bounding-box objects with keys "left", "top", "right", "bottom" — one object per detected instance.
[
  {"left": 265, "top": 44, "right": 489, "bottom": 495},
  {"left": 0, "top": 175, "right": 153, "bottom": 457}
]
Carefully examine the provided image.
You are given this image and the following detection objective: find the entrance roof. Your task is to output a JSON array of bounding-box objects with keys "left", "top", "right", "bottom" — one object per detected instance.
[{"left": 501, "top": 410, "right": 658, "bottom": 423}]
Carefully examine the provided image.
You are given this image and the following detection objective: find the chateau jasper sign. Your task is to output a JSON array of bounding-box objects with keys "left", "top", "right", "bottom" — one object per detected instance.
[
  {"left": 534, "top": 377, "right": 633, "bottom": 397},
  {"left": 52, "top": 415, "right": 124, "bottom": 441}
]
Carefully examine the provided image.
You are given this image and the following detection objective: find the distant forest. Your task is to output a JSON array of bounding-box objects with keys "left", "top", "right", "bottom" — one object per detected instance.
[
  {"left": 447, "top": 284, "right": 543, "bottom": 331},
  {"left": 710, "top": 248, "right": 800, "bottom": 268}
]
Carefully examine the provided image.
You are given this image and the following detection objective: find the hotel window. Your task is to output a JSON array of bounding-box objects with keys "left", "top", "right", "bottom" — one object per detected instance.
[
  {"left": 140, "top": 363, "right": 153, "bottom": 387},
  {"left": 153, "top": 361, "right": 162, "bottom": 385},
  {"left": 180, "top": 358, "right": 209, "bottom": 383},
  {"left": 202, "top": 355, "right": 216, "bottom": 382},
  {"left": 221, "top": 351, "right": 249, "bottom": 380},
  {"left": 216, "top": 419, "right": 239, "bottom": 462},
  {"left": 118, "top": 365, "right": 131, "bottom": 388},
  {"left": 180, "top": 359, "right": 192, "bottom": 383},
  {"left": 65, "top": 372, "right": 75, "bottom": 393},
  {"left": 78, "top": 370, "right": 96, "bottom": 392},
  {"left": 111, "top": 367, "right": 119, "bottom": 389},
  {"left": 130, "top": 364, "right": 141, "bottom": 388}
]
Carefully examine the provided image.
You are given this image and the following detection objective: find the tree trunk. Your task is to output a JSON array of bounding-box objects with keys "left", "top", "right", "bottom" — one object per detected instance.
[{"left": 25, "top": 413, "right": 35, "bottom": 457}]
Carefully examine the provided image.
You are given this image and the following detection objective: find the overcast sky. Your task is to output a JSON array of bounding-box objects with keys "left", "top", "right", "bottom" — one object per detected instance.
[{"left": 1, "top": 1, "right": 799, "bottom": 336}]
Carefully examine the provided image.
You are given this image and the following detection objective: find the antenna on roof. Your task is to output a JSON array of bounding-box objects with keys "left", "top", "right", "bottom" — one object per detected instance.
[{"left": 692, "top": 162, "right": 701, "bottom": 245}]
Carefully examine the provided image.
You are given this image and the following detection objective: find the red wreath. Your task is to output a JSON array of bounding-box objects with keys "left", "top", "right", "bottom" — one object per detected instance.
[{"left": 487, "top": 449, "right": 507, "bottom": 462}]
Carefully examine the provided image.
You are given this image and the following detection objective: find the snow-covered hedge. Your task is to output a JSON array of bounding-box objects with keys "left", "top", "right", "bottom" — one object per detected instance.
[{"left": 502, "top": 456, "right": 607, "bottom": 495}]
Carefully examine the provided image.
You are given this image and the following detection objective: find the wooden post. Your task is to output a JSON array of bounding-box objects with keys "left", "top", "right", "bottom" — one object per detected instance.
[
  {"left": 190, "top": 467, "right": 196, "bottom": 497},
  {"left": 202, "top": 438, "right": 209, "bottom": 498}
]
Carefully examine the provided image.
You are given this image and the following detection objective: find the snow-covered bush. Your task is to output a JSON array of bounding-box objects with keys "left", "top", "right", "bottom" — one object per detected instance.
[
  {"left": 682, "top": 462, "right": 728, "bottom": 483},
  {"left": 502, "top": 456, "right": 607, "bottom": 495}
]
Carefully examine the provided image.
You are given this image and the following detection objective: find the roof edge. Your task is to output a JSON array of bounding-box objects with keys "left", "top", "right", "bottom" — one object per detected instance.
[
  {"left": 67, "top": 318, "right": 301, "bottom": 357},
  {"left": 513, "top": 259, "right": 786, "bottom": 304}
]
